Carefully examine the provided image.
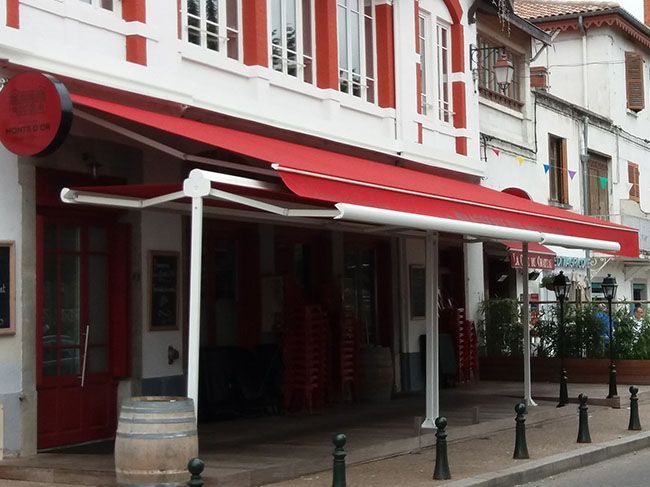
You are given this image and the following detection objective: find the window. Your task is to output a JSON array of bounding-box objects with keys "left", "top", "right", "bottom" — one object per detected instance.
[
  {"left": 337, "top": 0, "right": 376, "bottom": 103},
  {"left": 436, "top": 22, "right": 451, "bottom": 123},
  {"left": 625, "top": 51, "right": 645, "bottom": 112},
  {"left": 477, "top": 36, "right": 522, "bottom": 110},
  {"left": 418, "top": 14, "right": 429, "bottom": 115},
  {"left": 79, "top": 0, "right": 116, "bottom": 11},
  {"left": 270, "top": 0, "right": 315, "bottom": 83},
  {"left": 548, "top": 135, "right": 568, "bottom": 205},
  {"left": 629, "top": 162, "right": 640, "bottom": 203},
  {"left": 344, "top": 246, "right": 377, "bottom": 345},
  {"left": 587, "top": 155, "right": 610, "bottom": 219},
  {"left": 185, "top": 0, "right": 242, "bottom": 61}
]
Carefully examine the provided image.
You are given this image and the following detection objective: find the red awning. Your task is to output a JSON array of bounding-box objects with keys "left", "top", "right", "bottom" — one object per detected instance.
[{"left": 71, "top": 94, "right": 640, "bottom": 257}]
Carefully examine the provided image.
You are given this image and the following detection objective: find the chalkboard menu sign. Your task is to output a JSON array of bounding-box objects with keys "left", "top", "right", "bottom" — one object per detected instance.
[
  {"left": 0, "top": 242, "right": 15, "bottom": 335},
  {"left": 149, "top": 251, "right": 180, "bottom": 330}
]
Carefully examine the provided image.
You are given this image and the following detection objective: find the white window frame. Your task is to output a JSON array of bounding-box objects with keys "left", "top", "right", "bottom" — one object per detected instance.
[
  {"left": 418, "top": 11, "right": 432, "bottom": 116},
  {"left": 436, "top": 20, "right": 452, "bottom": 124},
  {"left": 337, "top": 0, "right": 377, "bottom": 104},
  {"left": 182, "top": 0, "right": 243, "bottom": 61},
  {"left": 268, "top": 0, "right": 316, "bottom": 84},
  {"left": 78, "top": 0, "right": 121, "bottom": 15}
]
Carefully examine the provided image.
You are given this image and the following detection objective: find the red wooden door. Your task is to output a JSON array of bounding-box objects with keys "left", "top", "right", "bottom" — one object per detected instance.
[{"left": 36, "top": 217, "right": 126, "bottom": 449}]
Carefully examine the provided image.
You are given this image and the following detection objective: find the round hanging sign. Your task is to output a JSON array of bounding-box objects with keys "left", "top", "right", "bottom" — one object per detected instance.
[{"left": 0, "top": 72, "right": 73, "bottom": 157}]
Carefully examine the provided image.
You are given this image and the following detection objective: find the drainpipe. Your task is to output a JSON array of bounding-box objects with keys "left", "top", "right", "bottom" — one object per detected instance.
[
  {"left": 581, "top": 116, "right": 592, "bottom": 297},
  {"left": 578, "top": 16, "right": 588, "bottom": 110}
]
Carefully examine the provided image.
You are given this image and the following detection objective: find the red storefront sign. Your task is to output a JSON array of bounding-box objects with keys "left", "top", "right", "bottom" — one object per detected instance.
[
  {"left": 510, "top": 251, "right": 555, "bottom": 270},
  {"left": 0, "top": 72, "right": 72, "bottom": 156}
]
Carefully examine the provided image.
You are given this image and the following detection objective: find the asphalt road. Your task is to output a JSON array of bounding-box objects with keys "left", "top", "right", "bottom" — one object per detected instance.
[{"left": 519, "top": 448, "right": 650, "bottom": 487}]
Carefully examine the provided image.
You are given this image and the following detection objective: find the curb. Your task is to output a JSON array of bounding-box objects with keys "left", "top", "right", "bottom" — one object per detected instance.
[{"left": 446, "top": 430, "right": 650, "bottom": 486}]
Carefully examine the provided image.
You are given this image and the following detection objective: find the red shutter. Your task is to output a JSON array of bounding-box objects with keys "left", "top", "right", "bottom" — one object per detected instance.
[
  {"left": 109, "top": 223, "right": 131, "bottom": 378},
  {"left": 626, "top": 52, "right": 645, "bottom": 112}
]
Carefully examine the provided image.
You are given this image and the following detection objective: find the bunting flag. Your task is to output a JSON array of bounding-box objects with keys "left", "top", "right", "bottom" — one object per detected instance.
[
  {"left": 543, "top": 164, "right": 551, "bottom": 174},
  {"left": 599, "top": 176, "right": 608, "bottom": 188},
  {"left": 568, "top": 170, "right": 577, "bottom": 180},
  {"left": 491, "top": 148, "right": 500, "bottom": 156},
  {"left": 516, "top": 156, "right": 525, "bottom": 166}
]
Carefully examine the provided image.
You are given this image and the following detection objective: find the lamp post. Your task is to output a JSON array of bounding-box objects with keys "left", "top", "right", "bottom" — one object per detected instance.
[
  {"left": 552, "top": 271, "right": 571, "bottom": 407},
  {"left": 494, "top": 53, "right": 515, "bottom": 94},
  {"left": 602, "top": 274, "right": 618, "bottom": 399}
]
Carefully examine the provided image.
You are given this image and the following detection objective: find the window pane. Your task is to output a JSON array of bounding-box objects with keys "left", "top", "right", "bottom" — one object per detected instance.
[
  {"left": 89, "top": 227, "right": 107, "bottom": 253},
  {"left": 364, "top": 7, "right": 374, "bottom": 102},
  {"left": 88, "top": 255, "right": 108, "bottom": 345},
  {"left": 271, "top": 0, "right": 283, "bottom": 72},
  {"left": 44, "top": 223, "right": 56, "bottom": 250},
  {"left": 338, "top": 5, "right": 348, "bottom": 70},
  {"left": 286, "top": 0, "right": 298, "bottom": 77},
  {"left": 302, "top": 0, "right": 314, "bottom": 83},
  {"left": 187, "top": 0, "right": 201, "bottom": 46},
  {"left": 43, "top": 254, "right": 57, "bottom": 341},
  {"left": 60, "top": 225, "right": 80, "bottom": 252},
  {"left": 59, "top": 348, "right": 81, "bottom": 376},
  {"left": 206, "top": 0, "right": 220, "bottom": 51},
  {"left": 101, "top": 0, "right": 113, "bottom": 10},
  {"left": 43, "top": 348, "right": 57, "bottom": 376},
  {"left": 60, "top": 254, "right": 80, "bottom": 346},
  {"left": 226, "top": 0, "right": 240, "bottom": 60}
]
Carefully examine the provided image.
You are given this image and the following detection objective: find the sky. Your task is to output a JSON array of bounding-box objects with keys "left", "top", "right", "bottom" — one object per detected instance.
[{"left": 618, "top": 0, "right": 643, "bottom": 21}]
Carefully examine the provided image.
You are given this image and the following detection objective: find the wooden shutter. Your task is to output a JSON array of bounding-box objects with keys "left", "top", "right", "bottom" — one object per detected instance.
[
  {"left": 560, "top": 138, "right": 569, "bottom": 204},
  {"left": 628, "top": 162, "right": 640, "bottom": 202},
  {"left": 626, "top": 52, "right": 645, "bottom": 112}
]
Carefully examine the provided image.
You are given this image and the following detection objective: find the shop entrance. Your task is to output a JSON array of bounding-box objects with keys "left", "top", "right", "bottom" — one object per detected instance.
[{"left": 36, "top": 216, "right": 129, "bottom": 449}]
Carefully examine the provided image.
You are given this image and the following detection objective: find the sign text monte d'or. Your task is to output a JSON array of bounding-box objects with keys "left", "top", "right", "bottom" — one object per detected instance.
[{"left": 0, "top": 72, "right": 72, "bottom": 157}]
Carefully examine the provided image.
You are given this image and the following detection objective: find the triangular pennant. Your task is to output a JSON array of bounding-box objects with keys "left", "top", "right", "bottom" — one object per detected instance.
[
  {"left": 516, "top": 156, "right": 525, "bottom": 166},
  {"left": 543, "top": 164, "right": 550, "bottom": 174},
  {"left": 491, "top": 148, "right": 500, "bottom": 156},
  {"left": 568, "top": 170, "right": 577, "bottom": 180},
  {"left": 599, "top": 176, "right": 608, "bottom": 188}
]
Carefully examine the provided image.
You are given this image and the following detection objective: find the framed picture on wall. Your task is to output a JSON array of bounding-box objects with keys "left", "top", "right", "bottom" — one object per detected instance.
[
  {"left": 149, "top": 251, "right": 180, "bottom": 331},
  {"left": 409, "top": 264, "right": 426, "bottom": 319},
  {"left": 0, "top": 241, "right": 15, "bottom": 336}
]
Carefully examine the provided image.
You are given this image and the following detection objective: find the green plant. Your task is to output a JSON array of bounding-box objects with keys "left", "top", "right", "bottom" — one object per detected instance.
[{"left": 479, "top": 298, "right": 521, "bottom": 357}]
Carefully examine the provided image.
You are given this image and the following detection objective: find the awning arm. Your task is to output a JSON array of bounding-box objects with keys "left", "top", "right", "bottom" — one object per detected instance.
[
  {"left": 335, "top": 203, "right": 621, "bottom": 253},
  {"left": 60, "top": 188, "right": 185, "bottom": 208}
]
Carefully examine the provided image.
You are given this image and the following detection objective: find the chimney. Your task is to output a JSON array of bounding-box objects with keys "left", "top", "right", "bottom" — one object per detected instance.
[
  {"left": 646, "top": 0, "right": 650, "bottom": 26},
  {"left": 530, "top": 66, "right": 548, "bottom": 90}
]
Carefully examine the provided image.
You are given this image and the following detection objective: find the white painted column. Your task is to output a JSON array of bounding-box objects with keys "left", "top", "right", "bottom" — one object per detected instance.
[
  {"left": 522, "top": 242, "right": 537, "bottom": 407},
  {"left": 422, "top": 232, "right": 439, "bottom": 429},
  {"left": 187, "top": 196, "right": 204, "bottom": 418},
  {"left": 183, "top": 171, "right": 211, "bottom": 419}
]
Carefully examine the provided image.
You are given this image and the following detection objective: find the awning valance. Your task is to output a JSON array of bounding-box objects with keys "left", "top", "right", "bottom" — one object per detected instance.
[{"left": 69, "top": 94, "right": 639, "bottom": 257}]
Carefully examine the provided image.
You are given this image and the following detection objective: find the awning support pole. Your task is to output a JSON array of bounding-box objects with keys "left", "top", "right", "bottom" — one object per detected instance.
[
  {"left": 422, "top": 232, "right": 440, "bottom": 429},
  {"left": 187, "top": 196, "right": 204, "bottom": 419},
  {"left": 522, "top": 242, "right": 537, "bottom": 407}
]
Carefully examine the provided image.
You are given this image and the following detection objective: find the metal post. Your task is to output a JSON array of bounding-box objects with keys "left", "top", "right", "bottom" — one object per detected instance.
[
  {"left": 187, "top": 458, "right": 205, "bottom": 487},
  {"left": 607, "top": 297, "right": 618, "bottom": 399},
  {"left": 433, "top": 417, "right": 451, "bottom": 480},
  {"left": 332, "top": 434, "right": 347, "bottom": 487},
  {"left": 577, "top": 393, "right": 591, "bottom": 443},
  {"left": 187, "top": 196, "right": 204, "bottom": 418},
  {"left": 513, "top": 403, "right": 530, "bottom": 459},
  {"left": 521, "top": 243, "right": 537, "bottom": 407},
  {"left": 558, "top": 297, "right": 568, "bottom": 407},
  {"left": 628, "top": 386, "right": 641, "bottom": 430},
  {"left": 422, "top": 232, "right": 440, "bottom": 428}
]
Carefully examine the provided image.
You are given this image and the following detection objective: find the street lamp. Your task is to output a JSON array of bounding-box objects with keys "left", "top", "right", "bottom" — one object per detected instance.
[
  {"left": 552, "top": 271, "right": 571, "bottom": 407},
  {"left": 601, "top": 274, "right": 618, "bottom": 399},
  {"left": 494, "top": 53, "right": 515, "bottom": 94}
]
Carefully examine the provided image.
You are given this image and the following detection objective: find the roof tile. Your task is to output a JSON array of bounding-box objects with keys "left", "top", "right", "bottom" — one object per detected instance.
[{"left": 514, "top": 0, "right": 619, "bottom": 20}]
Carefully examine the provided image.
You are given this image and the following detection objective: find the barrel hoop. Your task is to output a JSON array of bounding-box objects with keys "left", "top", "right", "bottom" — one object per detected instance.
[
  {"left": 118, "top": 416, "right": 195, "bottom": 425},
  {"left": 116, "top": 430, "right": 197, "bottom": 440},
  {"left": 121, "top": 404, "right": 193, "bottom": 413}
]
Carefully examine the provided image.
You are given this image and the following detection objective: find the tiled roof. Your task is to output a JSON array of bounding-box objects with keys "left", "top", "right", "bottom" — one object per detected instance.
[{"left": 514, "top": 0, "right": 619, "bottom": 20}]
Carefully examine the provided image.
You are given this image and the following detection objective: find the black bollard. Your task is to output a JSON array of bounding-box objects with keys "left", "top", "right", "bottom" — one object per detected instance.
[
  {"left": 629, "top": 386, "right": 642, "bottom": 431},
  {"left": 187, "top": 458, "right": 205, "bottom": 487},
  {"left": 433, "top": 416, "right": 451, "bottom": 480},
  {"left": 513, "top": 402, "right": 530, "bottom": 459},
  {"left": 332, "top": 433, "right": 347, "bottom": 487},
  {"left": 577, "top": 394, "right": 592, "bottom": 443}
]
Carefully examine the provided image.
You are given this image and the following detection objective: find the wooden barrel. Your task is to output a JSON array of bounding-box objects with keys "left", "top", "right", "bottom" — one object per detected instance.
[
  {"left": 115, "top": 396, "right": 198, "bottom": 486},
  {"left": 358, "top": 346, "right": 394, "bottom": 402}
]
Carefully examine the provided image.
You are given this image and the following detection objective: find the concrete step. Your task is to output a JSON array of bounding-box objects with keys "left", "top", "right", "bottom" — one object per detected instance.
[{"left": 0, "top": 464, "right": 116, "bottom": 486}]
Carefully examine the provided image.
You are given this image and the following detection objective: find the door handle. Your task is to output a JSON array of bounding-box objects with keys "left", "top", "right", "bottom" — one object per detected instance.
[{"left": 80, "top": 324, "right": 90, "bottom": 387}]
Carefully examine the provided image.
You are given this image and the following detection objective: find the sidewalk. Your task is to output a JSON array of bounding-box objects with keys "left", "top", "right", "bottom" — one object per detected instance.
[{"left": 266, "top": 389, "right": 650, "bottom": 487}]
